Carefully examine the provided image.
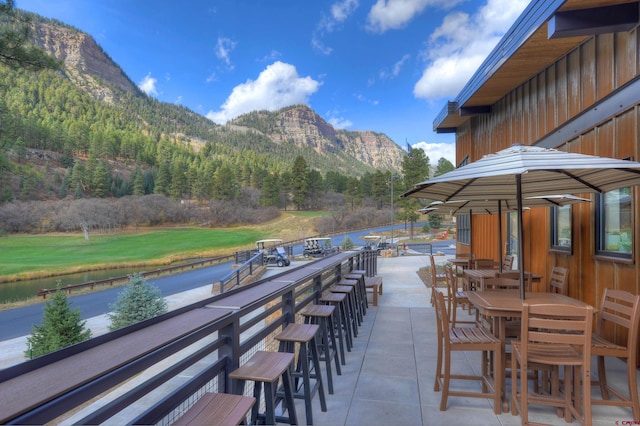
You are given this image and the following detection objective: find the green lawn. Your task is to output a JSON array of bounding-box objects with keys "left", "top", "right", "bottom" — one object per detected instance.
[{"left": 0, "top": 228, "right": 265, "bottom": 278}]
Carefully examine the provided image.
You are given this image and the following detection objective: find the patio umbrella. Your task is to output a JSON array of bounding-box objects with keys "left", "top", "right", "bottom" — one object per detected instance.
[
  {"left": 419, "top": 195, "right": 589, "bottom": 271},
  {"left": 403, "top": 144, "right": 640, "bottom": 299}
]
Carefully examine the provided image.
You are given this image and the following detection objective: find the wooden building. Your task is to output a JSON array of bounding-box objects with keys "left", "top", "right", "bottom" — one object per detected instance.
[{"left": 433, "top": 0, "right": 639, "bottom": 361}]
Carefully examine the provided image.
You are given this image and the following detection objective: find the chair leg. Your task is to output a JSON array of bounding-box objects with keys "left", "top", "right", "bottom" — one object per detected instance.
[
  {"left": 439, "top": 350, "right": 451, "bottom": 411},
  {"left": 628, "top": 357, "right": 640, "bottom": 420},
  {"left": 597, "top": 355, "right": 610, "bottom": 399},
  {"left": 434, "top": 333, "right": 442, "bottom": 392}
]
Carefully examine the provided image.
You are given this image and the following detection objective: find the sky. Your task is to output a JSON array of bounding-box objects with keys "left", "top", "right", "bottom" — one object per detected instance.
[{"left": 17, "top": 0, "right": 528, "bottom": 165}]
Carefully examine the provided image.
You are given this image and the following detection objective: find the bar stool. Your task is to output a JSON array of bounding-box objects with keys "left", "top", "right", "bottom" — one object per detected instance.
[
  {"left": 229, "top": 351, "right": 298, "bottom": 425},
  {"left": 275, "top": 323, "right": 327, "bottom": 425},
  {"left": 339, "top": 278, "right": 364, "bottom": 325},
  {"left": 300, "top": 304, "right": 342, "bottom": 393},
  {"left": 331, "top": 284, "right": 359, "bottom": 338},
  {"left": 319, "top": 292, "right": 352, "bottom": 353},
  {"left": 344, "top": 271, "right": 368, "bottom": 314}
]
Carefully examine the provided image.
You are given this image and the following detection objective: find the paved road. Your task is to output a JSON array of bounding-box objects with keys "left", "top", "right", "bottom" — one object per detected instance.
[{"left": 0, "top": 229, "right": 455, "bottom": 341}]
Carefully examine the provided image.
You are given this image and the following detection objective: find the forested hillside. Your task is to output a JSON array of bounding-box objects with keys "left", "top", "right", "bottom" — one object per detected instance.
[
  {"left": 0, "top": 10, "right": 406, "bottom": 204},
  {"left": 0, "top": 7, "right": 439, "bottom": 235}
]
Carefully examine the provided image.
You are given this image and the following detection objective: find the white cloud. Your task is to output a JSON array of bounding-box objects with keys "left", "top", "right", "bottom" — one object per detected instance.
[
  {"left": 413, "top": 141, "right": 456, "bottom": 164},
  {"left": 138, "top": 73, "right": 158, "bottom": 97},
  {"left": 366, "top": 0, "right": 461, "bottom": 33},
  {"left": 216, "top": 36, "right": 237, "bottom": 68},
  {"left": 413, "top": 0, "right": 528, "bottom": 100},
  {"left": 313, "top": 0, "right": 359, "bottom": 54},
  {"left": 380, "top": 54, "right": 410, "bottom": 79},
  {"left": 206, "top": 61, "right": 320, "bottom": 124},
  {"left": 331, "top": 0, "right": 359, "bottom": 23},
  {"left": 328, "top": 116, "right": 353, "bottom": 129}
]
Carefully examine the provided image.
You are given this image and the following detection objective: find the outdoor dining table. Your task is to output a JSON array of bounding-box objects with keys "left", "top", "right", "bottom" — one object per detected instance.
[{"left": 466, "top": 290, "right": 594, "bottom": 412}]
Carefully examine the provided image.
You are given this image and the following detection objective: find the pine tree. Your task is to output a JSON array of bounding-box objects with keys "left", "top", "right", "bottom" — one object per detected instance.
[
  {"left": 25, "top": 282, "right": 92, "bottom": 358},
  {"left": 108, "top": 273, "right": 168, "bottom": 331}
]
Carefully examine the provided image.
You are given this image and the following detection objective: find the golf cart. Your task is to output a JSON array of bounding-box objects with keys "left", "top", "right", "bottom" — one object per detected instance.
[
  {"left": 361, "top": 235, "right": 388, "bottom": 255},
  {"left": 303, "top": 237, "right": 334, "bottom": 258},
  {"left": 254, "top": 239, "right": 290, "bottom": 267}
]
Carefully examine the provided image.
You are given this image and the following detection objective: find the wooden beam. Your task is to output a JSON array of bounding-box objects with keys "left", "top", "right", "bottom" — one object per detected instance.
[{"left": 548, "top": 3, "right": 639, "bottom": 39}]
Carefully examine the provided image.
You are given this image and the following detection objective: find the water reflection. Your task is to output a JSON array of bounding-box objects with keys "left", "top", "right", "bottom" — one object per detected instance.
[{"left": 0, "top": 267, "right": 147, "bottom": 304}]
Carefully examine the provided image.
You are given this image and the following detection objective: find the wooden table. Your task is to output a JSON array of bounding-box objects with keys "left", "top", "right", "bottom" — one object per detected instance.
[{"left": 467, "top": 290, "right": 593, "bottom": 411}]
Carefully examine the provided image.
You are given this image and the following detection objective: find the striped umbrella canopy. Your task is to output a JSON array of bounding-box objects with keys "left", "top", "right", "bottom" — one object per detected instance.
[
  {"left": 419, "top": 195, "right": 590, "bottom": 271},
  {"left": 404, "top": 144, "right": 640, "bottom": 299}
]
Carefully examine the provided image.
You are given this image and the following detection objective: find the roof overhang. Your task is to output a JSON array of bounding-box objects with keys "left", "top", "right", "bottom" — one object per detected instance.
[{"left": 434, "top": 0, "right": 640, "bottom": 133}]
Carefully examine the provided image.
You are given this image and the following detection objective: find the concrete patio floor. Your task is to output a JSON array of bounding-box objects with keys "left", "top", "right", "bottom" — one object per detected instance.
[{"left": 303, "top": 254, "right": 639, "bottom": 426}]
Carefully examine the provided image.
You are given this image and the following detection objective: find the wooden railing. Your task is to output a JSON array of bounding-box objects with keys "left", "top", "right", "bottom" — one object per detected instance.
[{"left": 1, "top": 250, "right": 378, "bottom": 425}]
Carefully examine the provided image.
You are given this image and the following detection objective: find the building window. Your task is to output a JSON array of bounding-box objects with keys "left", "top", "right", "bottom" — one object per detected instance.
[
  {"left": 550, "top": 205, "right": 572, "bottom": 252},
  {"left": 457, "top": 214, "right": 470, "bottom": 244},
  {"left": 595, "top": 187, "right": 632, "bottom": 259}
]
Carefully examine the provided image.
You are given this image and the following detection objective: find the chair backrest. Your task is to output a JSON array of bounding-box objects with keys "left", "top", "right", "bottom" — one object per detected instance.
[
  {"left": 549, "top": 266, "right": 569, "bottom": 295},
  {"left": 596, "top": 289, "right": 640, "bottom": 355},
  {"left": 474, "top": 259, "right": 499, "bottom": 269},
  {"left": 482, "top": 277, "right": 520, "bottom": 291},
  {"left": 521, "top": 302, "right": 593, "bottom": 358},
  {"left": 433, "top": 289, "right": 450, "bottom": 347},
  {"left": 502, "top": 254, "right": 514, "bottom": 270},
  {"left": 430, "top": 255, "right": 445, "bottom": 284},
  {"left": 497, "top": 271, "right": 533, "bottom": 292}
]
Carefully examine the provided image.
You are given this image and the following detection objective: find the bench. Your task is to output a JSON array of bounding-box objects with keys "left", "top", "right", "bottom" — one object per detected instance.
[
  {"left": 174, "top": 392, "right": 255, "bottom": 425},
  {"left": 364, "top": 276, "right": 383, "bottom": 306}
]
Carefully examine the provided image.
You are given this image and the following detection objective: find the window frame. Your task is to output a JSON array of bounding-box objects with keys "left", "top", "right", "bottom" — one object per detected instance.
[
  {"left": 549, "top": 205, "right": 573, "bottom": 254},
  {"left": 594, "top": 187, "right": 633, "bottom": 261},
  {"left": 457, "top": 213, "right": 471, "bottom": 245}
]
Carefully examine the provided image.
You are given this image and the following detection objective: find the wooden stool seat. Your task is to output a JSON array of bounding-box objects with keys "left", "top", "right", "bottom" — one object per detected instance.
[
  {"left": 331, "top": 285, "right": 359, "bottom": 336},
  {"left": 301, "top": 304, "right": 343, "bottom": 379},
  {"left": 229, "top": 351, "right": 298, "bottom": 425},
  {"left": 275, "top": 323, "right": 327, "bottom": 425},
  {"left": 339, "top": 278, "right": 364, "bottom": 324},
  {"left": 344, "top": 272, "right": 368, "bottom": 313},
  {"left": 174, "top": 392, "right": 255, "bottom": 426},
  {"left": 320, "top": 292, "right": 352, "bottom": 353},
  {"left": 364, "top": 276, "right": 383, "bottom": 306}
]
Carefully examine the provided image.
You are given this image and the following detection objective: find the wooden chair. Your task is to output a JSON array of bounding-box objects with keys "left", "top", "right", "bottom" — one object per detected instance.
[
  {"left": 548, "top": 266, "right": 568, "bottom": 295},
  {"left": 591, "top": 288, "right": 640, "bottom": 420},
  {"left": 495, "top": 271, "right": 533, "bottom": 292},
  {"left": 429, "top": 255, "right": 448, "bottom": 306},
  {"left": 432, "top": 289, "right": 502, "bottom": 414},
  {"left": 511, "top": 302, "right": 594, "bottom": 425},
  {"left": 502, "top": 254, "right": 514, "bottom": 271},
  {"left": 474, "top": 258, "right": 500, "bottom": 270},
  {"left": 444, "top": 264, "right": 473, "bottom": 326},
  {"left": 481, "top": 277, "right": 520, "bottom": 291}
]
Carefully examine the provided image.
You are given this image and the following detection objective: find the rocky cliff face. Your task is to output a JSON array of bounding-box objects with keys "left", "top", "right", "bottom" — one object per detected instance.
[
  {"left": 31, "top": 20, "right": 139, "bottom": 103},
  {"left": 27, "top": 16, "right": 405, "bottom": 172},
  {"left": 232, "top": 105, "right": 406, "bottom": 171}
]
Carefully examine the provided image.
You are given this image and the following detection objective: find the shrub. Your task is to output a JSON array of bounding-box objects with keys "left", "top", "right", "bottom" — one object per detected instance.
[
  {"left": 25, "top": 281, "right": 92, "bottom": 358},
  {"left": 108, "top": 273, "right": 168, "bottom": 331},
  {"left": 340, "top": 236, "right": 354, "bottom": 250}
]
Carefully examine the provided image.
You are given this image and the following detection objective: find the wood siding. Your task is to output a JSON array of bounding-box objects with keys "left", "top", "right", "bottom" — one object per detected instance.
[{"left": 455, "top": 28, "right": 640, "bottom": 361}]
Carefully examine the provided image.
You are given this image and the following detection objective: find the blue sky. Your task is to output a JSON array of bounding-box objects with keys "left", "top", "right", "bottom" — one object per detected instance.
[{"left": 18, "top": 0, "right": 527, "bottom": 165}]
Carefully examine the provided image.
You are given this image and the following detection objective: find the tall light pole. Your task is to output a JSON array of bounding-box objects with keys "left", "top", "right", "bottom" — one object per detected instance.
[{"left": 390, "top": 175, "right": 398, "bottom": 250}]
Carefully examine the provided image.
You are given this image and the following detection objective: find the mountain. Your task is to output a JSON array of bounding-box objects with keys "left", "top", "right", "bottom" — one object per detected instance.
[{"left": 25, "top": 14, "right": 406, "bottom": 174}]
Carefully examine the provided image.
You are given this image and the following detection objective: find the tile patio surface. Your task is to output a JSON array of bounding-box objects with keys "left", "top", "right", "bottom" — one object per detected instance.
[{"left": 302, "top": 254, "right": 639, "bottom": 426}]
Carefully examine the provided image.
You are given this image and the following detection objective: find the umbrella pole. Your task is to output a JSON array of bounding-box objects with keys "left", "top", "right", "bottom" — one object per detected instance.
[
  {"left": 516, "top": 174, "right": 525, "bottom": 300},
  {"left": 498, "top": 202, "right": 503, "bottom": 273}
]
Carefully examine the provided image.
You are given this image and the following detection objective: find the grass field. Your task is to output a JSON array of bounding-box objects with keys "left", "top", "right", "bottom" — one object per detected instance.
[{"left": 0, "top": 228, "right": 267, "bottom": 280}]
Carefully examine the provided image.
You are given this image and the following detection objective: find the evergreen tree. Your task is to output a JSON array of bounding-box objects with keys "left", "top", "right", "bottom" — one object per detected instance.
[
  {"left": 212, "top": 163, "right": 239, "bottom": 201},
  {"left": 434, "top": 157, "right": 454, "bottom": 177},
  {"left": 25, "top": 281, "right": 91, "bottom": 359},
  {"left": 290, "top": 155, "right": 309, "bottom": 210},
  {"left": 108, "top": 273, "right": 168, "bottom": 331},
  {"left": 132, "top": 166, "right": 146, "bottom": 195},
  {"left": 0, "top": 1, "right": 61, "bottom": 71},
  {"left": 259, "top": 173, "right": 280, "bottom": 207},
  {"left": 91, "top": 161, "right": 111, "bottom": 197}
]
